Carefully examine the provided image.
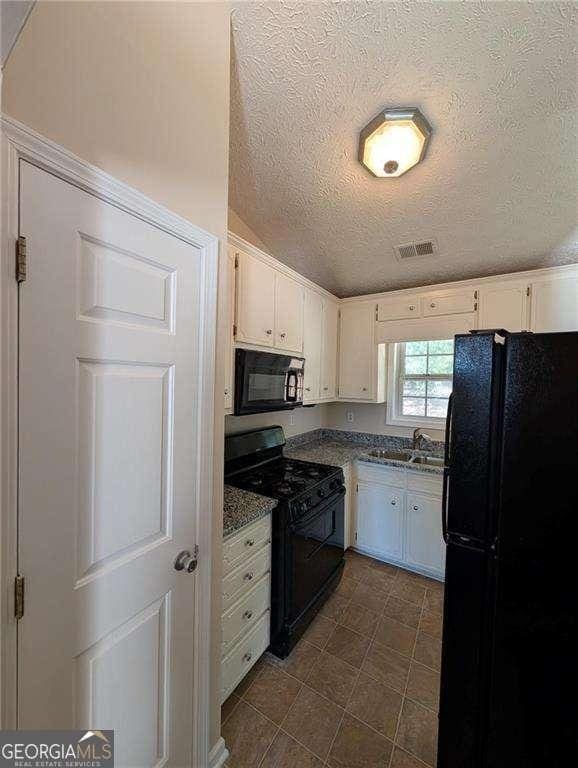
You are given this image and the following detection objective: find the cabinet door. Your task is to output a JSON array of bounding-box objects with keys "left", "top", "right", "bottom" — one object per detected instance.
[
  {"left": 422, "top": 289, "right": 477, "bottom": 317},
  {"left": 405, "top": 492, "right": 445, "bottom": 576},
  {"left": 320, "top": 299, "right": 338, "bottom": 399},
  {"left": 235, "top": 250, "right": 276, "bottom": 346},
  {"left": 224, "top": 248, "right": 236, "bottom": 411},
  {"left": 275, "top": 272, "right": 304, "bottom": 353},
  {"left": 303, "top": 289, "right": 323, "bottom": 402},
  {"left": 338, "top": 302, "right": 375, "bottom": 399},
  {"left": 478, "top": 282, "right": 528, "bottom": 332},
  {"left": 530, "top": 275, "right": 578, "bottom": 332},
  {"left": 355, "top": 481, "right": 403, "bottom": 561},
  {"left": 377, "top": 295, "right": 421, "bottom": 321}
]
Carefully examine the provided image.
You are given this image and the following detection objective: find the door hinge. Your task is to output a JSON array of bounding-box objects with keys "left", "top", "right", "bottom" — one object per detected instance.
[
  {"left": 526, "top": 285, "right": 531, "bottom": 297},
  {"left": 356, "top": 483, "right": 358, "bottom": 492},
  {"left": 355, "top": 532, "right": 358, "bottom": 542},
  {"left": 474, "top": 290, "right": 478, "bottom": 300},
  {"left": 16, "top": 236, "right": 27, "bottom": 282},
  {"left": 14, "top": 575, "right": 24, "bottom": 620},
  {"left": 375, "top": 304, "right": 378, "bottom": 320},
  {"left": 474, "top": 302, "right": 478, "bottom": 311},
  {"left": 233, "top": 323, "right": 237, "bottom": 337},
  {"left": 234, "top": 253, "right": 239, "bottom": 269}
]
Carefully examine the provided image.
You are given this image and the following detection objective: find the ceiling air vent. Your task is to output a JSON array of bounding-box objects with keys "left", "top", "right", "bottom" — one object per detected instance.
[{"left": 395, "top": 239, "right": 438, "bottom": 262}]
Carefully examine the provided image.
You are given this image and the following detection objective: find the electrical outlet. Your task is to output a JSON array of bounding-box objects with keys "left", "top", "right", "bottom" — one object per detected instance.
[
  {"left": 346, "top": 410, "right": 354, "bottom": 423},
  {"left": 289, "top": 412, "right": 296, "bottom": 426}
]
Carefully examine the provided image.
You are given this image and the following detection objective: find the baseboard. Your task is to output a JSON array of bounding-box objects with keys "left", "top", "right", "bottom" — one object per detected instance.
[{"left": 208, "top": 737, "right": 229, "bottom": 768}]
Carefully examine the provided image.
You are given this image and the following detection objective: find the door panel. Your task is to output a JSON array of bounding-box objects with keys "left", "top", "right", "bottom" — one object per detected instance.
[
  {"left": 236, "top": 250, "right": 276, "bottom": 346},
  {"left": 303, "top": 289, "right": 323, "bottom": 401},
  {"left": 338, "top": 303, "right": 374, "bottom": 399},
  {"left": 321, "top": 299, "right": 338, "bottom": 399},
  {"left": 356, "top": 482, "right": 403, "bottom": 560},
  {"left": 275, "top": 272, "right": 304, "bottom": 353},
  {"left": 405, "top": 492, "right": 445, "bottom": 575},
  {"left": 478, "top": 283, "right": 528, "bottom": 332},
  {"left": 422, "top": 290, "right": 476, "bottom": 317},
  {"left": 530, "top": 275, "right": 578, "bottom": 332},
  {"left": 18, "top": 162, "right": 202, "bottom": 767}
]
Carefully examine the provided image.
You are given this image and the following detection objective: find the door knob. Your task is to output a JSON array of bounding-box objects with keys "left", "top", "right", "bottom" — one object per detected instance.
[{"left": 174, "top": 548, "right": 198, "bottom": 573}]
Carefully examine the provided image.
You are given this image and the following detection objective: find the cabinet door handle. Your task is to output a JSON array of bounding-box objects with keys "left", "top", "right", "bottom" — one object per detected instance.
[
  {"left": 412, "top": 505, "right": 419, "bottom": 511},
  {"left": 266, "top": 329, "right": 272, "bottom": 335},
  {"left": 409, "top": 305, "right": 415, "bottom": 311},
  {"left": 323, "top": 386, "right": 328, "bottom": 391},
  {"left": 244, "top": 571, "right": 254, "bottom": 581},
  {"left": 245, "top": 539, "right": 255, "bottom": 547},
  {"left": 391, "top": 499, "right": 397, "bottom": 506},
  {"left": 361, "top": 387, "right": 367, "bottom": 392},
  {"left": 243, "top": 652, "right": 252, "bottom": 663},
  {"left": 305, "top": 387, "right": 311, "bottom": 392},
  {"left": 243, "top": 610, "right": 253, "bottom": 620},
  {"left": 430, "top": 302, "right": 436, "bottom": 309},
  {"left": 224, "top": 389, "right": 229, "bottom": 396}
]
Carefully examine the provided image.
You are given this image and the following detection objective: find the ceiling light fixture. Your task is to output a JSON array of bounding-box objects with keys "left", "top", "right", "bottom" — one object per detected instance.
[{"left": 359, "top": 107, "right": 432, "bottom": 178}]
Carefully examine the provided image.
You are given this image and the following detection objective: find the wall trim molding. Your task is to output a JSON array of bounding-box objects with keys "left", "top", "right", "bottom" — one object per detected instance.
[
  {"left": 0, "top": 115, "right": 218, "bottom": 768},
  {"left": 208, "top": 737, "right": 229, "bottom": 768}
]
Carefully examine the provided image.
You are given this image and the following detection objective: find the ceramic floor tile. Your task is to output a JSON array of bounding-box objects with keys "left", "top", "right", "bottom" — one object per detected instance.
[
  {"left": 397, "top": 698, "right": 439, "bottom": 767},
  {"left": 306, "top": 651, "right": 359, "bottom": 707},
  {"left": 420, "top": 609, "right": 443, "bottom": 639},
  {"left": 341, "top": 602, "right": 379, "bottom": 637},
  {"left": 346, "top": 671, "right": 402, "bottom": 739},
  {"left": 423, "top": 586, "right": 444, "bottom": 616},
  {"left": 390, "top": 746, "right": 431, "bottom": 768},
  {"left": 384, "top": 596, "right": 422, "bottom": 629},
  {"left": 282, "top": 685, "right": 343, "bottom": 760},
  {"left": 362, "top": 640, "right": 410, "bottom": 693},
  {"left": 319, "top": 592, "right": 351, "bottom": 623},
  {"left": 325, "top": 624, "right": 371, "bottom": 668},
  {"left": 260, "top": 731, "right": 324, "bottom": 768},
  {"left": 221, "top": 693, "right": 240, "bottom": 725},
  {"left": 362, "top": 568, "right": 396, "bottom": 593},
  {"left": 244, "top": 663, "right": 302, "bottom": 724},
  {"left": 413, "top": 632, "right": 442, "bottom": 671},
  {"left": 350, "top": 581, "right": 388, "bottom": 614},
  {"left": 267, "top": 640, "right": 321, "bottom": 682},
  {"left": 222, "top": 701, "right": 277, "bottom": 768},
  {"left": 327, "top": 713, "right": 394, "bottom": 768},
  {"left": 335, "top": 576, "right": 358, "bottom": 599},
  {"left": 390, "top": 579, "right": 427, "bottom": 607},
  {"left": 374, "top": 615, "right": 417, "bottom": 657},
  {"left": 303, "top": 614, "right": 337, "bottom": 650},
  {"left": 406, "top": 662, "right": 440, "bottom": 712}
]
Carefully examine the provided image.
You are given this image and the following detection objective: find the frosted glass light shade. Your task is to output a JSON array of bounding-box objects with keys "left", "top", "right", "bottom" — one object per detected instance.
[{"left": 359, "top": 108, "right": 432, "bottom": 178}]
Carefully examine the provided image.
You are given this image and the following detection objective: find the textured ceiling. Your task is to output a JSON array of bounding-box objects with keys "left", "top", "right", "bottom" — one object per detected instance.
[{"left": 229, "top": 1, "right": 577, "bottom": 297}]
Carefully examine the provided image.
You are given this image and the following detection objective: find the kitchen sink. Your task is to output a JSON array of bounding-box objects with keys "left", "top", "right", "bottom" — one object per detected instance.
[
  {"left": 367, "top": 449, "right": 413, "bottom": 462},
  {"left": 410, "top": 455, "right": 445, "bottom": 467}
]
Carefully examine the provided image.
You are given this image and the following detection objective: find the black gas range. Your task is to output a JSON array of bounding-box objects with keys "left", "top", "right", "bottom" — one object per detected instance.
[{"left": 225, "top": 426, "right": 345, "bottom": 658}]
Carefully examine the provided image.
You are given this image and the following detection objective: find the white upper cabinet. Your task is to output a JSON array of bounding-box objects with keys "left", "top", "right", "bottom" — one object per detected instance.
[
  {"left": 303, "top": 289, "right": 323, "bottom": 402},
  {"left": 225, "top": 247, "right": 236, "bottom": 412},
  {"left": 478, "top": 282, "right": 529, "bottom": 332},
  {"left": 321, "top": 299, "right": 339, "bottom": 400},
  {"left": 235, "top": 249, "right": 276, "bottom": 347},
  {"left": 529, "top": 274, "right": 578, "bottom": 332},
  {"left": 338, "top": 302, "right": 386, "bottom": 402},
  {"left": 377, "top": 295, "right": 421, "bottom": 322},
  {"left": 421, "top": 289, "right": 477, "bottom": 317},
  {"left": 275, "top": 272, "right": 304, "bottom": 354}
]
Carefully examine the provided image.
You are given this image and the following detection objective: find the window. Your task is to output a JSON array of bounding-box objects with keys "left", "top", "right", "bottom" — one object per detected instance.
[{"left": 386, "top": 339, "right": 454, "bottom": 427}]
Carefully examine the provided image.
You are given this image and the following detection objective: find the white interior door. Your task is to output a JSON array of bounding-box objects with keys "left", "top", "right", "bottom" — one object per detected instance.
[{"left": 18, "top": 161, "right": 205, "bottom": 768}]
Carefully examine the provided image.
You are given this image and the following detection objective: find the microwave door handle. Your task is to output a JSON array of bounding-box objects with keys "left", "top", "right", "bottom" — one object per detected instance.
[
  {"left": 286, "top": 371, "right": 298, "bottom": 402},
  {"left": 441, "top": 392, "right": 453, "bottom": 544}
]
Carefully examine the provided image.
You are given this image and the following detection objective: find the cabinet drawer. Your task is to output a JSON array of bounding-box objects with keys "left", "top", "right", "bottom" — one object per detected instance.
[
  {"left": 356, "top": 461, "right": 406, "bottom": 488},
  {"left": 407, "top": 470, "right": 443, "bottom": 497},
  {"left": 222, "top": 545, "right": 271, "bottom": 612},
  {"left": 422, "top": 290, "right": 476, "bottom": 317},
  {"left": 223, "top": 516, "right": 272, "bottom": 576},
  {"left": 221, "top": 611, "right": 270, "bottom": 703},
  {"left": 377, "top": 295, "right": 421, "bottom": 321},
  {"left": 222, "top": 574, "right": 270, "bottom": 656}
]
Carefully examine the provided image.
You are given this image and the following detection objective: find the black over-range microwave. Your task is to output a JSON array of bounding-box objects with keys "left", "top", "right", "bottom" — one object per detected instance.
[{"left": 234, "top": 349, "right": 305, "bottom": 415}]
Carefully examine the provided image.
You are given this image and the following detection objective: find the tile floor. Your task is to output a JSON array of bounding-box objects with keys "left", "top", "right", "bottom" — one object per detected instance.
[{"left": 221, "top": 550, "right": 444, "bottom": 768}]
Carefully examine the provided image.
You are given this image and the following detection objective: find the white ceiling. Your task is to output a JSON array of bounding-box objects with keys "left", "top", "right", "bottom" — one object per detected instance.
[{"left": 229, "top": 1, "right": 577, "bottom": 297}]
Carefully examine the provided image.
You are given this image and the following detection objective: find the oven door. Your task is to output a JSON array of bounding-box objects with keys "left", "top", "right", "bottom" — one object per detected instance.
[
  {"left": 289, "top": 490, "right": 345, "bottom": 622},
  {"left": 235, "top": 349, "right": 304, "bottom": 415}
]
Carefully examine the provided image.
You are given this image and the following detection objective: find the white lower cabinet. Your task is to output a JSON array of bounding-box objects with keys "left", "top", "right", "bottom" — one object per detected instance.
[
  {"left": 221, "top": 516, "right": 272, "bottom": 703},
  {"left": 356, "top": 481, "right": 403, "bottom": 561},
  {"left": 354, "top": 462, "right": 445, "bottom": 580}
]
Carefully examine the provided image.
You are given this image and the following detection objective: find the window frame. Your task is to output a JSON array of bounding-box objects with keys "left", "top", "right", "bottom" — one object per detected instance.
[{"left": 386, "top": 340, "right": 453, "bottom": 428}]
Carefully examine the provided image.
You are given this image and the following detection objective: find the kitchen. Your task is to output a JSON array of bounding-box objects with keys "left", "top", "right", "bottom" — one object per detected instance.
[{"left": 1, "top": 3, "right": 576, "bottom": 768}]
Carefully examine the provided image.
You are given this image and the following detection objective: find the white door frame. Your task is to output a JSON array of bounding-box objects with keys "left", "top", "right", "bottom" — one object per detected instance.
[{"left": 0, "top": 115, "right": 218, "bottom": 766}]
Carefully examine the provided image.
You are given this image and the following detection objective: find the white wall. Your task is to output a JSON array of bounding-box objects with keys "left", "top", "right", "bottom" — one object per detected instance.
[
  {"left": 323, "top": 402, "right": 445, "bottom": 442},
  {"left": 228, "top": 207, "right": 269, "bottom": 251}
]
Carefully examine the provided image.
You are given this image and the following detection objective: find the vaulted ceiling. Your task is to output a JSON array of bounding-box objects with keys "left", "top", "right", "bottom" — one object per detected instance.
[{"left": 229, "top": 1, "right": 577, "bottom": 297}]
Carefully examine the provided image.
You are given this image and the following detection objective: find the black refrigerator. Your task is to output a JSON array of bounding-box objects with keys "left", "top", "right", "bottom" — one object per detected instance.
[{"left": 437, "top": 330, "right": 578, "bottom": 768}]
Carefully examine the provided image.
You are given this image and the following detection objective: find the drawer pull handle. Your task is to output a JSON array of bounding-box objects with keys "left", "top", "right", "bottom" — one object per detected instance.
[
  {"left": 243, "top": 652, "right": 252, "bottom": 663},
  {"left": 409, "top": 305, "right": 415, "bottom": 311},
  {"left": 391, "top": 499, "right": 397, "bottom": 506},
  {"left": 245, "top": 539, "right": 255, "bottom": 547},
  {"left": 243, "top": 610, "right": 253, "bottom": 620},
  {"left": 280, "top": 332, "right": 286, "bottom": 339},
  {"left": 413, "top": 505, "right": 419, "bottom": 511},
  {"left": 244, "top": 571, "right": 254, "bottom": 581},
  {"left": 266, "top": 329, "right": 272, "bottom": 335},
  {"left": 430, "top": 302, "right": 436, "bottom": 308}
]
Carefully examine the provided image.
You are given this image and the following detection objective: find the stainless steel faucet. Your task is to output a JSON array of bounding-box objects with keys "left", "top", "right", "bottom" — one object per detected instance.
[{"left": 413, "top": 427, "right": 433, "bottom": 451}]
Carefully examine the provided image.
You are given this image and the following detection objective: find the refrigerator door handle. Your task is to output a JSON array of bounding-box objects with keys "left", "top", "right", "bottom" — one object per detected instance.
[{"left": 441, "top": 393, "right": 453, "bottom": 544}]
